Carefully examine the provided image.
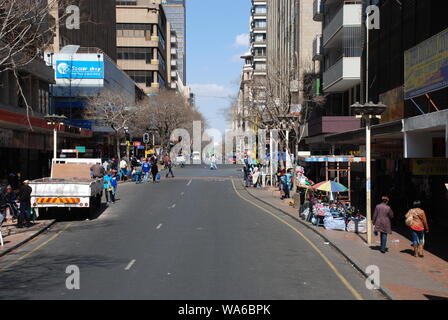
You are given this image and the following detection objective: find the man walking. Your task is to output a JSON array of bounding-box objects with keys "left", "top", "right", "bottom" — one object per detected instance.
[
  {"left": 165, "top": 157, "right": 175, "bottom": 178},
  {"left": 151, "top": 157, "right": 159, "bottom": 183},
  {"left": 90, "top": 163, "right": 105, "bottom": 178},
  {"left": 373, "top": 196, "right": 394, "bottom": 253},
  {"left": 18, "top": 180, "right": 32, "bottom": 228}
]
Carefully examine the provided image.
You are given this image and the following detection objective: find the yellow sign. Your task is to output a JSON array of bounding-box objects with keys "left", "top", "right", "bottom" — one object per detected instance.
[
  {"left": 404, "top": 27, "right": 448, "bottom": 99},
  {"left": 412, "top": 159, "right": 448, "bottom": 176}
]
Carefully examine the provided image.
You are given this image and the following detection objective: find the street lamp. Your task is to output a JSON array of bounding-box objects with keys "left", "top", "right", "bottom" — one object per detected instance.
[
  {"left": 44, "top": 114, "right": 67, "bottom": 159},
  {"left": 350, "top": 101, "right": 387, "bottom": 246},
  {"left": 147, "top": 124, "right": 158, "bottom": 149}
]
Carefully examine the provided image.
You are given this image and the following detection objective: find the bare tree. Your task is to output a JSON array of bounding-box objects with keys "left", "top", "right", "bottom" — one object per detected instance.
[
  {"left": 85, "top": 90, "right": 138, "bottom": 162},
  {"left": 135, "top": 90, "right": 205, "bottom": 151},
  {"left": 0, "top": 0, "right": 70, "bottom": 129}
]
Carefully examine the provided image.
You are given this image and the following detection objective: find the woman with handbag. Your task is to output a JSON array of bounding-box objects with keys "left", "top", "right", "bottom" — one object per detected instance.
[{"left": 405, "top": 200, "right": 429, "bottom": 257}]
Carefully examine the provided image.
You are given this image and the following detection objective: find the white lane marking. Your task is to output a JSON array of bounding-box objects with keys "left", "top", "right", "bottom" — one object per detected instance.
[
  {"left": 186, "top": 179, "right": 192, "bottom": 186},
  {"left": 157, "top": 223, "right": 163, "bottom": 229},
  {"left": 125, "top": 259, "right": 136, "bottom": 271},
  {"left": 172, "top": 204, "right": 176, "bottom": 208}
]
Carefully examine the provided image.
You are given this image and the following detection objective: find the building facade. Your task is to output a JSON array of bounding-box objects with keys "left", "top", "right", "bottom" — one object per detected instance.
[
  {"left": 116, "top": 0, "right": 170, "bottom": 95},
  {"left": 49, "top": 0, "right": 117, "bottom": 61},
  {"left": 162, "top": 0, "right": 186, "bottom": 84}
]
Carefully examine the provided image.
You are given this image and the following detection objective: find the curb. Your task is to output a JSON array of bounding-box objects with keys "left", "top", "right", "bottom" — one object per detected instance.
[
  {"left": 241, "top": 183, "right": 395, "bottom": 300},
  {"left": 0, "top": 220, "right": 56, "bottom": 258}
]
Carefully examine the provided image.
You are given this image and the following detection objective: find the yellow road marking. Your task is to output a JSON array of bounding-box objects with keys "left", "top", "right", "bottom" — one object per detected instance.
[
  {"left": 0, "top": 222, "right": 73, "bottom": 272},
  {"left": 231, "top": 179, "right": 364, "bottom": 300}
]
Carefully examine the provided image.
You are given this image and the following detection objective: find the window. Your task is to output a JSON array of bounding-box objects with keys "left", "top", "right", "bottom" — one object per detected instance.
[
  {"left": 125, "top": 70, "right": 153, "bottom": 87},
  {"left": 158, "top": 28, "right": 166, "bottom": 49},
  {"left": 254, "top": 33, "right": 266, "bottom": 42},
  {"left": 158, "top": 73, "right": 166, "bottom": 89},
  {"left": 255, "top": 20, "right": 266, "bottom": 28},
  {"left": 254, "top": 63, "right": 266, "bottom": 70},
  {"left": 117, "top": 47, "right": 153, "bottom": 63},
  {"left": 253, "top": 47, "right": 266, "bottom": 56},
  {"left": 116, "top": 1, "right": 137, "bottom": 5},
  {"left": 158, "top": 50, "right": 166, "bottom": 72},
  {"left": 254, "top": 5, "right": 267, "bottom": 14},
  {"left": 117, "top": 24, "right": 152, "bottom": 38}
]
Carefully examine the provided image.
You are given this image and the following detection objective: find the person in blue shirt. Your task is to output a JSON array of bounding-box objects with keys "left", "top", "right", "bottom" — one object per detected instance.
[
  {"left": 142, "top": 159, "right": 151, "bottom": 183},
  {"left": 281, "top": 169, "right": 293, "bottom": 199},
  {"left": 111, "top": 172, "right": 118, "bottom": 199},
  {"left": 103, "top": 171, "right": 115, "bottom": 203}
]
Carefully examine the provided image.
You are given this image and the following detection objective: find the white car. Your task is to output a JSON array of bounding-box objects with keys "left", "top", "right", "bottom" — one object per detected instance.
[
  {"left": 192, "top": 152, "right": 201, "bottom": 163},
  {"left": 175, "top": 155, "right": 186, "bottom": 164}
]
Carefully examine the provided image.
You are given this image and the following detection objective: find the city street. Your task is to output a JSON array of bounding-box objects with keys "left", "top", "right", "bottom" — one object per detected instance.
[{"left": 0, "top": 166, "right": 384, "bottom": 300}]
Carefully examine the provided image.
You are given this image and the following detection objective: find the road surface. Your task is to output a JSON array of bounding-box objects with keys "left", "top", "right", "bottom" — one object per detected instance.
[{"left": 0, "top": 165, "right": 385, "bottom": 300}]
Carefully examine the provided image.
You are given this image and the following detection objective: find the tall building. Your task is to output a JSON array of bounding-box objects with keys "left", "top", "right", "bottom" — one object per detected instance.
[
  {"left": 116, "top": 0, "right": 170, "bottom": 95},
  {"left": 49, "top": 0, "right": 117, "bottom": 61},
  {"left": 302, "top": 0, "right": 363, "bottom": 155},
  {"left": 162, "top": 0, "right": 186, "bottom": 84},
  {"left": 250, "top": 0, "right": 267, "bottom": 80}
]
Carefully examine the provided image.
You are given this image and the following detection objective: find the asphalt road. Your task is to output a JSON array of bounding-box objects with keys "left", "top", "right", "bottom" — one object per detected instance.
[{"left": 0, "top": 165, "right": 385, "bottom": 300}]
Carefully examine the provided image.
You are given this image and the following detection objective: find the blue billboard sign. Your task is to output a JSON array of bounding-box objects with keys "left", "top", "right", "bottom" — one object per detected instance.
[{"left": 56, "top": 60, "right": 104, "bottom": 79}]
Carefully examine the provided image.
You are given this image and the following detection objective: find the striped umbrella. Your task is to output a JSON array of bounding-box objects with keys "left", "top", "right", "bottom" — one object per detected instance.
[{"left": 312, "top": 180, "right": 348, "bottom": 193}]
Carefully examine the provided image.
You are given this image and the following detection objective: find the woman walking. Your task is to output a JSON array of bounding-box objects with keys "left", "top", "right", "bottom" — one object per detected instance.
[
  {"left": 405, "top": 200, "right": 429, "bottom": 257},
  {"left": 373, "top": 196, "right": 394, "bottom": 253}
]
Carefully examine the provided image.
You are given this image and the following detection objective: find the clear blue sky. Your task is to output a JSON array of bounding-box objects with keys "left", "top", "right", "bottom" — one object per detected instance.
[{"left": 186, "top": 0, "right": 251, "bottom": 131}]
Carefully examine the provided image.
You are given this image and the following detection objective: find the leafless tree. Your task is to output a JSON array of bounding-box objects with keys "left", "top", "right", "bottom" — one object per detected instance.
[
  {"left": 135, "top": 90, "right": 205, "bottom": 150},
  {"left": 0, "top": 0, "right": 70, "bottom": 129},
  {"left": 85, "top": 90, "right": 138, "bottom": 162}
]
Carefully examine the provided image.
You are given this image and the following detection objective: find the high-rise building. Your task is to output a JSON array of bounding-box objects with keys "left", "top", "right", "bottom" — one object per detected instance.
[
  {"left": 116, "top": 0, "right": 170, "bottom": 95},
  {"left": 162, "top": 0, "right": 186, "bottom": 84},
  {"left": 250, "top": 0, "right": 267, "bottom": 79},
  {"left": 49, "top": 0, "right": 117, "bottom": 61}
]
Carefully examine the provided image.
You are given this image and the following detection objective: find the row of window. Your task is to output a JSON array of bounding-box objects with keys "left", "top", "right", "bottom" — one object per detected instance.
[{"left": 117, "top": 47, "right": 153, "bottom": 63}]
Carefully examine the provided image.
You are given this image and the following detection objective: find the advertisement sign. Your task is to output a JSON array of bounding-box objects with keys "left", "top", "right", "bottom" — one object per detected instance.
[
  {"left": 56, "top": 60, "right": 104, "bottom": 79},
  {"left": 412, "top": 159, "right": 448, "bottom": 176},
  {"left": 404, "top": 28, "right": 448, "bottom": 99}
]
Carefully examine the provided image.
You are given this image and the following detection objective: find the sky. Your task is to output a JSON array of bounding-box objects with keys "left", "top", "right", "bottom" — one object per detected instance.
[{"left": 186, "top": 0, "right": 251, "bottom": 132}]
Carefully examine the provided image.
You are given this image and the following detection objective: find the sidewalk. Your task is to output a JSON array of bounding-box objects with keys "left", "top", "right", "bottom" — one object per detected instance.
[
  {"left": 245, "top": 185, "right": 448, "bottom": 300},
  {"left": 0, "top": 219, "right": 56, "bottom": 257}
]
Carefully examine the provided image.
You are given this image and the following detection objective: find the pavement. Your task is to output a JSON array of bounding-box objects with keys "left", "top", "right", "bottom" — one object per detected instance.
[
  {"left": 0, "top": 165, "right": 386, "bottom": 300},
  {"left": 0, "top": 220, "right": 56, "bottom": 257},
  {"left": 245, "top": 184, "right": 448, "bottom": 300}
]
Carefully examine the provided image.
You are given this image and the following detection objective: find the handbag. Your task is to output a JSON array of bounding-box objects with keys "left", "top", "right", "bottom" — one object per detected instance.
[
  {"left": 405, "top": 209, "right": 416, "bottom": 227},
  {"left": 156, "top": 173, "right": 161, "bottom": 180}
]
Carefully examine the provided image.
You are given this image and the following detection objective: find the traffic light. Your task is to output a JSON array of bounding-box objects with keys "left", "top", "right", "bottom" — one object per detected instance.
[{"left": 143, "top": 133, "right": 150, "bottom": 144}]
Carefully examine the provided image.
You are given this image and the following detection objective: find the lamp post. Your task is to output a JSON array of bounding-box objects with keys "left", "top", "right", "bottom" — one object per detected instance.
[
  {"left": 350, "top": 101, "right": 387, "bottom": 246},
  {"left": 147, "top": 124, "right": 158, "bottom": 151},
  {"left": 45, "top": 114, "right": 67, "bottom": 159}
]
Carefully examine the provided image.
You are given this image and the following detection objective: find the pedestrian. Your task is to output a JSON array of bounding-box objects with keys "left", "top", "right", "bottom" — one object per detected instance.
[
  {"left": 142, "top": 159, "right": 151, "bottom": 182},
  {"left": 151, "top": 157, "right": 159, "bottom": 183},
  {"left": 103, "top": 171, "right": 115, "bottom": 204},
  {"left": 134, "top": 164, "right": 143, "bottom": 184},
  {"left": 120, "top": 158, "right": 128, "bottom": 181},
  {"left": 111, "top": 172, "right": 118, "bottom": 201},
  {"left": 405, "top": 200, "right": 429, "bottom": 258},
  {"left": 90, "top": 163, "right": 105, "bottom": 178},
  {"left": 165, "top": 158, "right": 175, "bottom": 178},
  {"left": 210, "top": 154, "right": 218, "bottom": 170},
  {"left": 373, "top": 196, "right": 394, "bottom": 253},
  {"left": 281, "top": 169, "right": 293, "bottom": 199},
  {"left": 18, "top": 180, "right": 32, "bottom": 228}
]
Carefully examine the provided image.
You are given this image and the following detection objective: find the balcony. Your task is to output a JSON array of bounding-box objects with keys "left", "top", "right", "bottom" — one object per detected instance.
[
  {"left": 171, "top": 48, "right": 177, "bottom": 55},
  {"left": 308, "top": 116, "right": 361, "bottom": 137},
  {"left": 171, "top": 71, "right": 177, "bottom": 78},
  {"left": 170, "top": 36, "right": 177, "bottom": 43},
  {"left": 312, "top": 35, "right": 323, "bottom": 61},
  {"left": 322, "top": 57, "right": 361, "bottom": 92},
  {"left": 313, "top": 0, "right": 323, "bottom": 21},
  {"left": 171, "top": 60, "right": 177, "bottom": 68},
  {"left": 323, "top": 3, "right": 361, "bottom": 46}
]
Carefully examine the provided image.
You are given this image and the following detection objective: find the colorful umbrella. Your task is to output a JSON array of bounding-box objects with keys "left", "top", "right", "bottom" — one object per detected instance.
[{"left": 312, "top": 180, "right": 348, "bottom": 193}]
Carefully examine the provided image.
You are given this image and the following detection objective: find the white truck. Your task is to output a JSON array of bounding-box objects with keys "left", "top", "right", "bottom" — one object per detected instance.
[{"left": 30, "top": 158, "right": 104, "bottom": 218}]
